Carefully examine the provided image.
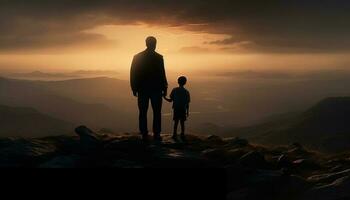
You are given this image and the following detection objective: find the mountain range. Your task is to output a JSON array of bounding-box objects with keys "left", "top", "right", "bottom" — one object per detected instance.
[
  {"left": 231, "top": 97, "right": 350, "bottom": 153},
  {"left": 0, "top": 77, "right": 133, "bottom": 132},
  {"left": 1, "top": 74, "right": 350, "bottom": 153},
  {"left": 0, "top": 105, "right": 73, "bottom": 137},
  {"left": 3, "top": 70, "right": 119, "bottom": 81}
]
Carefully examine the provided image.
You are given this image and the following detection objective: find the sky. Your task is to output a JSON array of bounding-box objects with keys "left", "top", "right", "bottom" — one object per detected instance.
[{"left": 0, "top": 0, "right": 350, "bottom": 73}]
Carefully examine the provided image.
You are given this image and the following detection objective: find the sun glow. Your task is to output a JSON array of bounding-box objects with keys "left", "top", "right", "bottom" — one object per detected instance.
[
  {"left": 1, "top": 24, "right": 349, "bottom": 77},
  {"left": 0, "top": 24, "right": 239, "bottom": 73}
]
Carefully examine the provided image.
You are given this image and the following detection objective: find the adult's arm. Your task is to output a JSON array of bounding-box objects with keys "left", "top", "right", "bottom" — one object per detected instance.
[
  {"left": 160, "top": 57, "right": 168, "bottom": 96},
  {"left": 130, "top": 56, "right": 138, "bottom": 96}
]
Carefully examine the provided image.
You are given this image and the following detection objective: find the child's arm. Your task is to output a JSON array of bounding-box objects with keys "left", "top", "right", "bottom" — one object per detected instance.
[
  {"left": 164, "top": 89, "right": 174, "bottom": 102},
  {"left": 187, "top": 91, "right": 191, "bottom": 117},
  {"left": 186, "top": 104, "right": 190, "bottom": 117}
]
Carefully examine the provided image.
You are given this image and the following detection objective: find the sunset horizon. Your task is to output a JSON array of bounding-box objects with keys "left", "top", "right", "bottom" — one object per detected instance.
[
  {"left": 1, "top": 1, "right": 350, "bottom": 198},
  {"left": 1, "top": 1, "right": 350, "bottom": 74}
]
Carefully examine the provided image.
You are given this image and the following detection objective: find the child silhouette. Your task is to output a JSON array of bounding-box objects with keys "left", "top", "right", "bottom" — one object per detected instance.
[{"left": 164, "top": 76, "right": 191, "bottom": 141}]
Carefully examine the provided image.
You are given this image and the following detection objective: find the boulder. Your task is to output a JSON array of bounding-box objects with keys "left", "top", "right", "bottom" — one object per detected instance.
[
  {"left": 205, "top": 135, "right": 225, "bottom": 145},
  {"left": 0, "top": 138, "right": 17, "bottom": 149},
  {"left": 227, "top": 168, "right": 308, "bottom": 200},
  {"left": 113, "top": 159, "right": 143, "bottom": 168},
  {"left": 293, "top": 159, "right": 321, "bottom": 171},
  {"left": 239, "top": 151, "right": 267, "bottom": 168},
  {"left": 308, "top": 169, "right": 350, "bottom": 184},
  {"left": 0, "top": 138, "right": 57, "bottom": 167},
  {"left": 329, "top": 165, "right": 346, "bottom": 173},
  {"left": 104, "top": 136, "right": 148, "bottom": 154},
  {"left": 290, "top": 142, "right": 303, "bottom": 149},
  {"left": 201, "top": 148, "right": 228, "bottom": 161},
  {"left": 227, "top": 149, "right": 247, "bottom": 161},
  {"left": 225, "top": 137, "right": 249, "bottom": 147},
  {"left": 286, "top": 144, "right": 313, "bottom": 159},
  {"left": 277, "top": 154, "right": 292, "bottom": 168},
  {"left": 303, "top": 176, "right": 350, "bottom": 200},
  {"left": 227, "top": 188, "right": 249, "bottom": 200},
  {"left": 75, "top": 126, "right": 101, "bottom": 151},
  {"left": 39, "top": 155, "right": 81, "bottom": 168}
]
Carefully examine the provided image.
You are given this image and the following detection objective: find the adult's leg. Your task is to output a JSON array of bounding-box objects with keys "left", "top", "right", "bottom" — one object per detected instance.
[
  {"left": 138, "top": 92, "right": 149, "bottom": 135},
  {"left": 151, "top": 92, "right": 163, "bottom": 136}
]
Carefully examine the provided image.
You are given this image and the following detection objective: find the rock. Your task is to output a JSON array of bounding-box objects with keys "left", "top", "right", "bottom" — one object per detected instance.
[
  {"left": 270, "top": 146, "right": 289, "bottom": 154},
  {"left": 246, "top": 169, "right": 285, "bottom": 185},
  {"left": 205, "top": 135, "right": 225, "bottom": 145},
  {"left": 0, "top": 138, "right": 57, "bottom": 167},
  {"left": 239, "top": 151, "right": 267, "bottom": 168},
  {"left": 277, "top": 154, "right": 292, "bottom": 168},
  {"left": 308, "top": 169, "right": 350, "bottom": 184},
  {"left": 225, "top": 137, "right": 249, "bottom": 147},
  {"left": 227, "top": 149, "right": 247, "bottom": 161},
  {"left": 290, "top": 142, "right": 303, "bottom": 149},
  {"left": 283, "top": 175, "right": 312, "bottom": 194},
  {"left": 98, "top": 128, "right": 115, "bottom": 134},
  {"left": 0, "top": 138, "right": 17, "bottom": 149},
  {"left": 201, "top": 148, "right": 228, "bottom": 161},
  {"left": 329, "top": 165, "right": 346, "bottom": 173},
  {"left": 104, "top": 136, "right": 148, "bottom": 154},
  {"left": 227, "top": 168, "right": 305, "bottom": 200},
  {"left": 293, "top": 159, "right": 320, "bottom": 170},
  {"left": 75, "top": 126, "right": 101, "bottom": 151},
  {"left": 112, "top": 159, "right": 143, "bottom": 168},
  {"left": 302, "top": 176, "right": 350, "bottom": 200},
  {"left": 286, "top": 146, "right": 313, "bottom": 160},
  {"left": 155, "top": 149, "right": 213, "bottom": 168},
  {"left": 40, "top": 155, "right": 81, "bottom": 168},
  {"left": 227, "top": 188, "right": 249, "bottom": 200}
]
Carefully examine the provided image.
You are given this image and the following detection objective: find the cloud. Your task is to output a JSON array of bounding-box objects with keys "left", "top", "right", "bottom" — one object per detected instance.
[
  {"left": 1, "top": 0, "right": 350, "bottom": 53},
  {"left": 216, "top": 70, "right": 294, "bottom": 79},
  {"left": 209, "top": 37, "right": 247, "bottom": 46},
  {"left": 179, "top": 46, "right": 212, "bottom": 54},
  {"left": 216, "top": 69, "right": 350, "bottom": 80}
]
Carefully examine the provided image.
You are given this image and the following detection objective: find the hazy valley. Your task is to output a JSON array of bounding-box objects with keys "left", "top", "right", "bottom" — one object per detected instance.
[{"left": 1, "top": 69, "right": 350, "bottom": 154}]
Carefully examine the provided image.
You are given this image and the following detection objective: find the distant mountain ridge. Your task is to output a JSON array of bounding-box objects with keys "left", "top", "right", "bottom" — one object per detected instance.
[
  {"left": 3, "top": 70, "right": 119, "bottom": 81},
  {"left": 0, "top": 77, "right": 133, "bottom": 133},
  {"left": 0, "top": 105, "right": 74, "bottom": 137},
  {"left": 233, "top": 97, "right": 350, "bottom": 153}
]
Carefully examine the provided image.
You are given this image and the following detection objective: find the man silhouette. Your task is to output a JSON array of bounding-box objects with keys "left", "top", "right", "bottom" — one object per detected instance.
[{"left": 130, "top": 36, "right": 168, "bottom": 141}]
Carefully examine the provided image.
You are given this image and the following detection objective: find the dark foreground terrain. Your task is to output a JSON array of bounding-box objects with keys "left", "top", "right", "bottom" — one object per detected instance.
[{"left": 0, "top": 126, "right": 349, "bottom": 200}]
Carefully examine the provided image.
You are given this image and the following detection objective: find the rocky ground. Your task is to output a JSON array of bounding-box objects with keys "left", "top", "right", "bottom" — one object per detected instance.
[{"left": 0, "top": 126, "right": 349, "bottom": 200}]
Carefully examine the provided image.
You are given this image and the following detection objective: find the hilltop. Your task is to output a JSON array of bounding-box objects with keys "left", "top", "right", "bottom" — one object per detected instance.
[
  {"left": 0, "top": 105, "right": 74, "bottom": 137},
  {"left": 232, "top": 97, "right": 350, "bottom": 153},
  {"left": 0, "top": 126, "right": 349, "bottom": 199}
]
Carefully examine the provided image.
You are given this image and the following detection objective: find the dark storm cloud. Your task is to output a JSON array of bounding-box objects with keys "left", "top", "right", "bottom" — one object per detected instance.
[{"left": 1, "top": 0, "right": 350, "bottom": 53}]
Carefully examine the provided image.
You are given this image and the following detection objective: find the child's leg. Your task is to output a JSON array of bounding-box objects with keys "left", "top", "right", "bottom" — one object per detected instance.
[
  {"left": 173, "top": 119, "right": 179, "bottom": 136},
  {"left": 180, "top": 120, "right": 185, "bottom": 136}
]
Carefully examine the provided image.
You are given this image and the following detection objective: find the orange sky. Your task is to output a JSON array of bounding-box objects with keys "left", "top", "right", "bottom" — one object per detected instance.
[{"left": 0, "top": 24, "right": 349, "bottom": 75}]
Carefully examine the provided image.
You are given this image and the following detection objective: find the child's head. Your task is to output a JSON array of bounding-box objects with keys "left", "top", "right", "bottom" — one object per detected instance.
[{"left": 178, "top": 76, "right": 187, "bottom": 86}]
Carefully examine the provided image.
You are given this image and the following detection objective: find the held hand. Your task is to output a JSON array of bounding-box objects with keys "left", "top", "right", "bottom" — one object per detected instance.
[
  {"left": 163, "top": 89, "right": 168, "bottom": 97},
  {"left": 163, "top": 96, "right": 171, "bottom": 102}
]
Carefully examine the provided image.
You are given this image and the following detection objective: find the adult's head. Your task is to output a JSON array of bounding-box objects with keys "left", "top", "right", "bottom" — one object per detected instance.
[{"left": 146, "top": 36, "right": 157, "bottom": 51}]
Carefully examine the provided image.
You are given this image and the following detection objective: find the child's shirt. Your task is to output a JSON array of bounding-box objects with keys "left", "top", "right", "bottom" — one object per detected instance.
[{"left": 170, "top": 87, "right": 191, "bottom": 110}]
